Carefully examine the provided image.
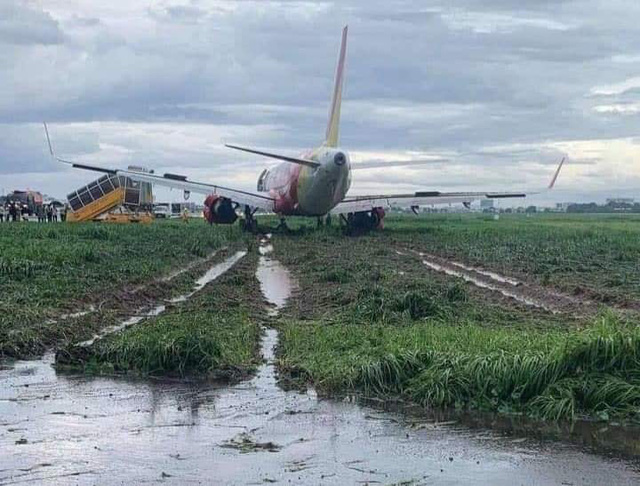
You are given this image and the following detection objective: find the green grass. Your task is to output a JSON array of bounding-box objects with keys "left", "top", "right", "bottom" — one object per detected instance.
[
  {"left": 385, "top": 213, "right": 640, "bottom": 305},
  {"left": 58, "top": 255, "right": 264, "bottom": 379},
  {"left": 272, "top": 214, "right": 640, "bottom": 423},
  {"left": 272, "top": 225, "right": 571, "bottom": 329},
  {"left": 0, "top": 220, "right": 243, "bottom": 358},
  {"left": 279, "top": 312, "right": 640, "bottom": 422}
]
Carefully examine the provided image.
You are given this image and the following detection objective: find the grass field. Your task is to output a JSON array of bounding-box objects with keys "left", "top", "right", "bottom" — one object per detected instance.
[
  {"left": 274, "top": 213, "right": 640, "bottom": 423},
  {"left": 2, "top": 213, "right": 639, "bottom": 423},
  {"left": 58, "top": 254, "right": 264, "bottom": 379},
  {"left": 385, "top": 213, "right": 640, "bottom": 306},
  {"left": 0, "top": 220, "right": 243, "bottom": 358}
]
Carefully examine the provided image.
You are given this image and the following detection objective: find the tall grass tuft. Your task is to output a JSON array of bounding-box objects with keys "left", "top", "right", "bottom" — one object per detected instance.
[
  {"left": 280, "top": 312, "right": 640, "bottom": 422},
  {"left": 89, "top": 317, "right": 223, "bottom": 375}
]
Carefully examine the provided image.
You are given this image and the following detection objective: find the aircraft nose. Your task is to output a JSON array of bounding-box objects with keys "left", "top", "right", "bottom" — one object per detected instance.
[{"left": 333, "top": 152, "right": 347, "bottom": 166}]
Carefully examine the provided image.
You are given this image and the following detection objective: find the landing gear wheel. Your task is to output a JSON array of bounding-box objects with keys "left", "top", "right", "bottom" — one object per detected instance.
[
  {"left": 241, "top": 205, "right": 258, "bottom": 233},
  {"left": 343, "top": 209, "right": 384, "bottom": 235},
  {"left": 276, "top": 217, "right": 289, "bottom": 233}
]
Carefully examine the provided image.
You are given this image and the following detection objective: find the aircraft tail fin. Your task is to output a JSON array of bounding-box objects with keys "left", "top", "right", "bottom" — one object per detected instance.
[{"left": 325, "top": 25, "right": 348, "bottom": 148}]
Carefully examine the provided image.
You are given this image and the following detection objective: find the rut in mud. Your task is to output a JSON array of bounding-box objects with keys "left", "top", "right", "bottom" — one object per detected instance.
[
  {"left": 76, "top": 250, "right": 247, "bottom": 348},
  {"left": 0, "top": 246, "right": 241, "bottom": 360},
  {"left": 401, "top": 248, "right": 603, "bottom": 316}
]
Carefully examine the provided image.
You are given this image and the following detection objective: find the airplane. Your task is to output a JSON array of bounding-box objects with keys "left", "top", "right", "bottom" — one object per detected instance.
[{"left": 44, "top": 25, "right": 565, "bottom": 232}]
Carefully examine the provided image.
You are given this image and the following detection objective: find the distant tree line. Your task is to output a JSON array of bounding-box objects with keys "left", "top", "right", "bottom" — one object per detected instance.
[{"left": 567, "top": 202, "right": 640, "bottom": 213}]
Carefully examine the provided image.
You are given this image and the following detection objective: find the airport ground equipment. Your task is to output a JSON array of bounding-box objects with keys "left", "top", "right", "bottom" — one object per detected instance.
[{"left": 66, "top": 170, "right": 153, "bottom": 223}]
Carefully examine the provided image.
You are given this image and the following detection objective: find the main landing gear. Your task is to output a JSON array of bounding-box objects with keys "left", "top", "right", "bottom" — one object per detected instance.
[
  {"left": 241, "top": 205, "right": 259, "bottom": 233},
  {"left": 276, "top": 217, "right": 289, "bottom": 232},
  {"left": 316, "top": 214, "right": 333, "bottom": 229},
  {"left": 340, "top": 209, "right": 385, "bottom": 236}
]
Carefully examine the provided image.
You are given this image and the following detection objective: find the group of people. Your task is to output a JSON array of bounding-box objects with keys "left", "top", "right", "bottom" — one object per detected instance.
[
  {"left": 0, "top": 202, "right": 22, "bottom": 222},
  {"left": 0, "top": 203, "right": 67, "bottom": 223},
  {"left": 38, "top": 204, "right": 67, "bottom": 223}
]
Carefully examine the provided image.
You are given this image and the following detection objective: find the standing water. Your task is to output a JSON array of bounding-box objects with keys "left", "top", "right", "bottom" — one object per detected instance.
[{"left": 0, "top": 242, "right": 639, "bottom": 484}]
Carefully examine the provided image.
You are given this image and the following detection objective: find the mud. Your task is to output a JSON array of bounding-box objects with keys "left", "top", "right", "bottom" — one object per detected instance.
[
  {"left": 2, "top": 247, "right": 238, "bottom": 361},
  {"left": 407, "top": 249, "right": 599, "bottom": 316},
  {"left": 159, "top": 248, "right": 228, "bottom": 283},
  {"left": 1, "top": 246, "right": 639, "bottom": 484},
  {"left": 168, "top": 250, "right": 247, "bottom": 304},
  {"left": 76, "top": 251, "right": 247, "bottom": 348}
]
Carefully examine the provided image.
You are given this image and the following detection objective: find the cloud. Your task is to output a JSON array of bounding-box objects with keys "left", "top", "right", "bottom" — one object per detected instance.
[
  {"left": 0, "top": 2, "right": 63, "bottom": 45},
  {"left": 1, "top": 0, "right": 640, "bottom": 206}
]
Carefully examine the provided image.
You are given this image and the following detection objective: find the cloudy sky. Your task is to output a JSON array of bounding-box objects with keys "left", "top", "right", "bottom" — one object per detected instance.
[{"left": 2, "top": 0, "right": 640, "bottom": 206}]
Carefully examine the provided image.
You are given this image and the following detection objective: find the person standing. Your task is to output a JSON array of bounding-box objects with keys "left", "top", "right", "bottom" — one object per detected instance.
[
  {"left": 9, "top": 202, "right": 17, "bottom": 222},
  {"left": 0, "top": 203, "right": 4, "bottom": 222}
]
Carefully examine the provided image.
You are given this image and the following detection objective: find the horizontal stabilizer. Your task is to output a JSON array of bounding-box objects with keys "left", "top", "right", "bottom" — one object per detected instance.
[
  {"left": 352, "top": 158, "right": 447, "bottom": 170},
  {"left": 225, "top": 144, "right": 320, "bottom": 168}
]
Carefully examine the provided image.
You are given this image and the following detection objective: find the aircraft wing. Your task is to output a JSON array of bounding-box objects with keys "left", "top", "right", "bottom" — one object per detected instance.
[
  {"left": 111, "top": 168, "right": 275, "bottom": 210},
  {"left": 331, "top": 158, "right": 566, "bottom": 215},
  {"left": 44, "top": 123, "right": 275, "bottom": 211},
  {"left": 331, "top": 191, "right": 524, "bottom": 214}
]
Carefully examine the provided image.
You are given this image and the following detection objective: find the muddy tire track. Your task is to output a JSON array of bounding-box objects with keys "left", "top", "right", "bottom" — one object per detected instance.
[
  {"left": 55, "top": 250, "right": 248, "bottom": 365},
  {"left": 0, "top": 247, "right": 242, "bottom": 361},
  {"left": 400, "top": 248, "right": 602, "bottom": 317}
]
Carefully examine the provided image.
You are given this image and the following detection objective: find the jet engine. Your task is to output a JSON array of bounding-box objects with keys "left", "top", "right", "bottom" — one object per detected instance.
[
  {"left": 371, "top": 207, "right": 386, "bottom": 229},
  {"left": 203, "top": 195, "right": 238, "bottom": 225}
]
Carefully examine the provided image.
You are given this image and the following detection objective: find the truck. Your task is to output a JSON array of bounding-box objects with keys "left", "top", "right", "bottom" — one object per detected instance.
[{"left": 6, "top": 190, "right": 43, "bottom": 216}]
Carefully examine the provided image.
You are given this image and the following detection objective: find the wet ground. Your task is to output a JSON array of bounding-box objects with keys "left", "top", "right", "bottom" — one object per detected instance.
[
  {"left": 1, "top": 244, "right": 640, "bottom": 485},
  {"left": 398, "top": 248, "right": 600, "bottom": 316}
]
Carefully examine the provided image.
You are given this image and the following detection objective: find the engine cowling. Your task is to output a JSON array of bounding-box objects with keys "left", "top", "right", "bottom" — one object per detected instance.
[
  {"left": 203, "top": 195, "right": 238, "bottom": 225},
  {"left": 371, "top": 207, "right": 386, "bottom": 229}
]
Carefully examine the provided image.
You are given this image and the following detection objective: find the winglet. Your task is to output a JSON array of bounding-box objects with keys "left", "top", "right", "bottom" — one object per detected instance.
[
  {"left": 548, "top": 157, "right": 566, "bottom": 189},
  {"left": 43, "top": 122, "right": 55, "bottom": 158},
  {"left": 325, "top": 25, "right": 348, "bottom": 148},
  {"left": 43, "top": 122, "right": 114, "bottom": 174}
]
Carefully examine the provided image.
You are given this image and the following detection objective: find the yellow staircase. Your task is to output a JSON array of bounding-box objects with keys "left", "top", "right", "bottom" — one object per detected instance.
[
  {"left": 66, "top": 187, "right": 125, "bottom": 222},
  {"left": 66, "top": 171, "right": 154, "bottom": 223}
]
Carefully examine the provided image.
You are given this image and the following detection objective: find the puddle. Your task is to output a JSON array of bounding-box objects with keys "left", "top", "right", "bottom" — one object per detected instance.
[
  {"left": 408, "top": 249, "right": 591, "bottom": 314},
  {"left": 169, "top": 251, "right": 246, "bottom": 304},
  {"left": 1, "top": 245, "right": 639, "bottom": 484},
  {"left": 160, "top": 248, "right": 226, "bottom": 283},
  {"left": 449, "top": 261, "right": 521, "bottom": 286},
  {"left": 256, "top": 238, "right": 293, "bottom": 315},
  {"left": 42, "top": 249, "right": 230, "bottom": 332},
  {"left": 56, "top": 306, "right": 97, "bottom": 321},
  {"left": 77, "top": 306, "right": 168, "bottom": 348},
  {"left": 77, "top": 251, "right": 247, "bottom": 347}
]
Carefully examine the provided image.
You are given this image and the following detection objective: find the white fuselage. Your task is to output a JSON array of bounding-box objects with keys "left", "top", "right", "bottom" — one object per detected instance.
[{"left": 257, "top": 147, "right": 351, "bottom": 216}]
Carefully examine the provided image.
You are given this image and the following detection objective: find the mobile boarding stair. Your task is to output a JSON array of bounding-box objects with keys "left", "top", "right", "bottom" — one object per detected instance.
[{"left": 66, "top": 168, "right": 153, "bottom": 223}]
